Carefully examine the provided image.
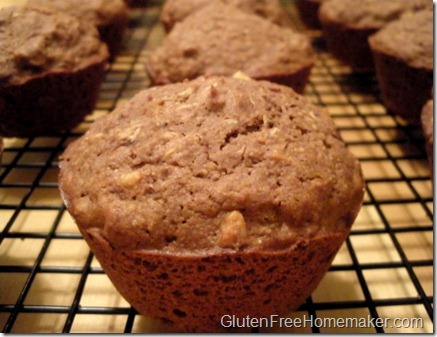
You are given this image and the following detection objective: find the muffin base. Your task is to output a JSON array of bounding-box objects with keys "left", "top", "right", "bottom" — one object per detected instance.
[
  {"left": 0, "top": 61, "right": 106, "bottom": 138},
  {"left": 257, "top": 66, "right": 312, "bottom": 94},
  {"left": 81, "top": 227, "right": 347, "bottom": 332},
  {"left": 296, "top": 0, "right": 322, "bottom": 29},
  {"left": 321, "top": 22, "right": 376, "bottom": 72},
  {"left": 372, "top": 50, "right": 433, "bottom": 124},
  {"left": 98, "top": 16, "right": 128, "bottom": 61}
]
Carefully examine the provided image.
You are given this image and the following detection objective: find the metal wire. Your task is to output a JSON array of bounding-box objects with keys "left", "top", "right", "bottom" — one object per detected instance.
[{"left": 0, "top": 0, "right": 433, "bottom": 333}]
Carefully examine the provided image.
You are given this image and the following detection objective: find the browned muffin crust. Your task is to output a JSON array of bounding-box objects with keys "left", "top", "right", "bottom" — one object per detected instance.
[
  {"left": 0, "top": 6, "right": 108, "bottom": 137},
  {"left": 59, "top": 76, "right": 364, "bottom": 331},
  {"left": 60, "top": 76, "right": 363, "bottom": 252},
  {"left": 160, "top": 0, "right": 287, "bottom": 32},
  {"left": 369, "top": 9, "right": 433, "bottom": 123},
  {"left": 147, "top": 3, "right": 314, "bottom": 93},
  {"left": 28, "top": 0, "right": 129, "bottom": 60},
  {"left": 421, "top": 99, "right": 433, "bottom": 178},
  {"left": 319, "top": 0, "right": 431, "bottom": 71}
]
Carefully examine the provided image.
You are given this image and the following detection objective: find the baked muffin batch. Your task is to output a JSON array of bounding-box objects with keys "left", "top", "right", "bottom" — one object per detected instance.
[
  {"left": 297, "top": 0, "right": 433, "bottom": 173},
  {"left": 1, "top": 0, "right": 433, "bottom": 333}
]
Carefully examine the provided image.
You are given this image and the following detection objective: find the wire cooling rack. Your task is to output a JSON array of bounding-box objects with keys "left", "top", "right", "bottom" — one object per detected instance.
[{"left": 0, "top": 1, "right": 433, "bottom": 333}]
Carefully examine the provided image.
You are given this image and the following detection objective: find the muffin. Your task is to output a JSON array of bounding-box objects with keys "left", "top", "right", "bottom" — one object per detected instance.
[
  {"left": 0, "top": 6, "right": 109, "bottom": 137},
  {"left": 0, "top": 137, "right": 3, "bottom": 163},
  {"left": 296, "top": 0, "right": 326, "bottom": 29},
  {"left": 319, "top": 0, "right": 431, "bottom": 72},
  {"left": 59, "top": 75, "right": 364, "bottom": 332},
  {"left": 369, "top": 9, "right": 433, "bottom": 123},
  {"left": 147, "top": 3, "right": 314, "bottom": 94},
  {"left": 160, "top": 0, "right": 287, "bottom": 32},
  {"left": 28, "top": 0, "right": 129, "bottom": 60},
  {"left": 421, "top": 99, "right": 433, "bottom": 179}
]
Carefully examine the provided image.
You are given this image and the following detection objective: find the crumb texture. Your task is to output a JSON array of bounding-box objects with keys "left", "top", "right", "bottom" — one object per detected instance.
[{"left": 59, "top": 76, "right": 364, "bottom": 253}]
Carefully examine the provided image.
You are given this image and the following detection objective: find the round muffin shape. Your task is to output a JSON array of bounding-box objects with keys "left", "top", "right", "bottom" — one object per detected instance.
[
  {"left": 0, "top": 6, "right": 109, "bottom": 137},
  {"left": 147, "top": 2, "right": 314, "bottom": 94},
  {"left": 319, "top": 0, "right": 431, "bottom": 72},
  {"left": 369, "top": 9, "right": 433, "bottom": 124},
  {"left": 27, "top": 0, "right": 129, "bottom": 60},
  {"left": 160, "top": 0, "right": 287, "bottom": 32},
  {"left": 59, "top": 76, "right": 364, "bottom": 332}
]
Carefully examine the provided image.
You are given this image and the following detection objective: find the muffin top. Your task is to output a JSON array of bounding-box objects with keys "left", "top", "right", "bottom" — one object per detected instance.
[
  {"left": 147, "top": 3, "right": 313, "bottom": 85},
  {"left": 28, "top": 0, "right": 129, "bottom": 27},
  {"left": 160, "top": 0, "right": 287, "bottom": 31},
  {"left": 369, "top": 9, "right": 433, "bottom": 70},
  {"left": 0, "top": 6, "right": 108, "bottom": 85},
  {"left": 59, "top": 76, "right": 364, "bottom": 254},
  {"left": 319, "top": 0, "right": 431, "bottom": 29}
]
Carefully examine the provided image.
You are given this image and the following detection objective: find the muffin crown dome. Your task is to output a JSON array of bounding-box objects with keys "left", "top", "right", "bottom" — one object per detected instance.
[{"left": 59, "top": 76, "right": 364, "bottom": 253}]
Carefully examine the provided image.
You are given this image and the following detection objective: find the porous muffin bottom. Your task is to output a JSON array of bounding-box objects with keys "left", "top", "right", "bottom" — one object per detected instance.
[
  {"left": 0, "top": 60, "right": 107, "bottom": 137},
  {"left": 371, "top": 50, "right": 432, "bottom": 123},
  {"left": 81, "top": 227, "right": 348, "bottom": 332}
]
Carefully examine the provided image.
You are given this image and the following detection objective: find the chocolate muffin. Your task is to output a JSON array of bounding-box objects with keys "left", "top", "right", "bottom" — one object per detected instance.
[
  {"left": 369, "top": 9, "right": 433, "bottom": 123},
  {"left": 59, "top": 75, "right": 364, "bottom": 332},
  {"left": 421, "top": 99, "right": 433, "bottom": 179},
  {"left": 296, "top": 0, "right": 326, "bottom": 29},
  {"left": 147, "top": 3, "right": 314, "bottom": 93},
  {"left": 0, "top": 6, "right": 109, "bottom": 137},
  {"left": 28, "top": 0, "right": 129, "bottom": 60},
  {"left": 160, "top": 0, "right": 287, "bottom": 32},
  {"left": 319, "top": 0, "right": 431, "bottom": 72}
]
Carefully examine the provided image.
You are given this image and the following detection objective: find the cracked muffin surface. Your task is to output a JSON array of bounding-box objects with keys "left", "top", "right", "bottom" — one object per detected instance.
[{"left": 59, "top": 76, "right": 364, "bottom": 253}]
